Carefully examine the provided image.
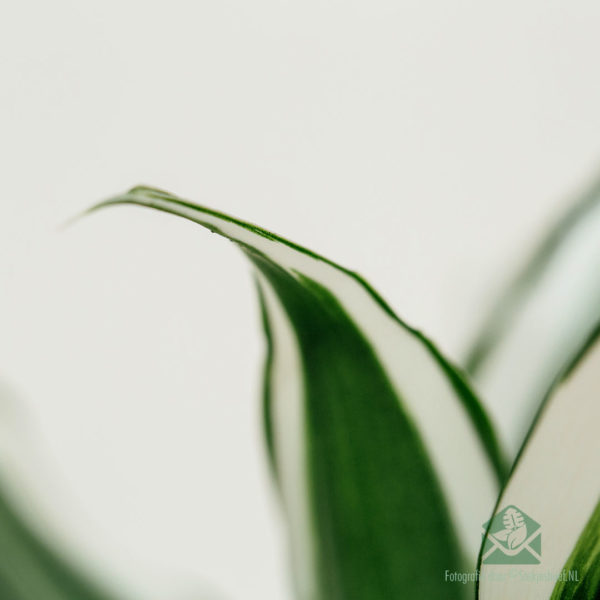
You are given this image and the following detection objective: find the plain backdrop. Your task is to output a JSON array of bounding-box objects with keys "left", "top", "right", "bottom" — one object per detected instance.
[{"left": 1, "top": 1, "right": 600, "bottom": 599}]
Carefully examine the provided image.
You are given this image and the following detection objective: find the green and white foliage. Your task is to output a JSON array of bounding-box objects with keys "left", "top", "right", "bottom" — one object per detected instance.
[
  {"left": 465, "top": 178, "right": 600, "bottom": 457},
  {"left": 4, "top": 180, "right": 600, "bottom": 600},
  {"left": 478, "top": 326, "right": 600, "bottom": 600},
  {"left": 88, "top": 185, "right": 506, "bottom": 600}
]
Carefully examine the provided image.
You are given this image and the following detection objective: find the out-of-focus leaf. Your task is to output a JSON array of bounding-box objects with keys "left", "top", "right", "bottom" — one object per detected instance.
[
  {"left": 0, "top": 483, "right": 118, "bottom": 600},
  {"left": 90, "top": 185, "right": 506, "bottom": 600},
  {"left": 478, "top": 325, "right": 600, "bottom": 599},
  {"left": 465, "top": 176, "right": 600, "bottom": 456}
]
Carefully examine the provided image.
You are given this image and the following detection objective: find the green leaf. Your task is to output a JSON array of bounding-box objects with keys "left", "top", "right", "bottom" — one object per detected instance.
[
  {"left": 551, "top": 500, "right": 600, "bottom": 600},
  {"left": 464, "top": 176, "right": 600, "bottom": 456},
  {"left": 0, "top": 482, "right": 117, "bottom": 600},
  {"left": 90, "top": 185, "right": 506, "bottom": 600},
  {"left": 478, "top": 324, "right": 600, "bottom": 599}
]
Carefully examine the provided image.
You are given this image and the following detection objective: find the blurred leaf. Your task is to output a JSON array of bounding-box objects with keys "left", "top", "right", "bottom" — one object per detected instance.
[
  {"left": 464, "top": 176, "right": 600, "bottom": 456},
  {"left": 90, "top": 185, "right": 506, "bottom": 600},
  {"left": 478, "top": 324, "right": 600, "bottom": 599},
  {"left": 0, "top": 484, "right": 118, "bottom": 600}
]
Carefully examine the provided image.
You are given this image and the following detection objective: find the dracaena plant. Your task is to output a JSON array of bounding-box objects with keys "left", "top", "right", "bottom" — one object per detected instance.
[{"left": 1, "top": 181, "right": 600, "bottom": 600}]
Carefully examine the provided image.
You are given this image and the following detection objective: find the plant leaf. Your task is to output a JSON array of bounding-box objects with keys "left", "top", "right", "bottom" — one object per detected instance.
[
  {"left": 464, "top": 176, "right": 600, "bottom": 456},
  {"left": 550, "top": 500, "right": 600, "bottom": 599},
  {"left": 478, "top": 324, "right": 600, "bottom": 599},
  {"left": 89, "top": 185, "right": 506, "bottom": 600},
  {"left": 0, "top": 483, "right": 117, "bottom": 600},
  {"left": 0, "top": 384, "right": 120, "bottom": 600}
]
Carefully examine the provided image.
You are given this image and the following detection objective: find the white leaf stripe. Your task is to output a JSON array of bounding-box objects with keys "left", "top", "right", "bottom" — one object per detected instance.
[
  {"left": 465, "top": 176, "right": 600, "bottom": 457},
  {"left": 478, "top": 326, "right": 600, "bottom": 600},
  {"left": 88, "top": 186, "right": 506, "bottom": 581},
  {"left": 256, "top": 277, "right": 317, "bottom": 599}
]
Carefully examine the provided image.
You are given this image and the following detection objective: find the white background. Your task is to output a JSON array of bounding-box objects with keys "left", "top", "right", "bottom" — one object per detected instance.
[{"left": 1, "top": 2, "right": 600, "bottom": 599}]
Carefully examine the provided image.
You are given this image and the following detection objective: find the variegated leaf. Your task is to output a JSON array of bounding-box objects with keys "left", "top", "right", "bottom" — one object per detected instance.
[{"left": 89, "top": 185, "right": 507, "bottom": 600}]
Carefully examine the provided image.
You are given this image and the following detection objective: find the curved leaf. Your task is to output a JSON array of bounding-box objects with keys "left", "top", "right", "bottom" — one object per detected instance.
[
  {"left": 551, "top": 500, "right": 600, "bottom": 599},
  {"left": 465, "top": 176, "right": 600, "bottom": 456},
  {"left": 0, "top": 483, "right": 118, "bottom": 600},
  {"left": 478, "top": 324, "right": 600, "bottom": 599},
  {"left": 89, "top": 185, "right": 506, "bottom": 600},
  {"left": 0, "top": 384, "right": 120, "bottom": 599}
]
